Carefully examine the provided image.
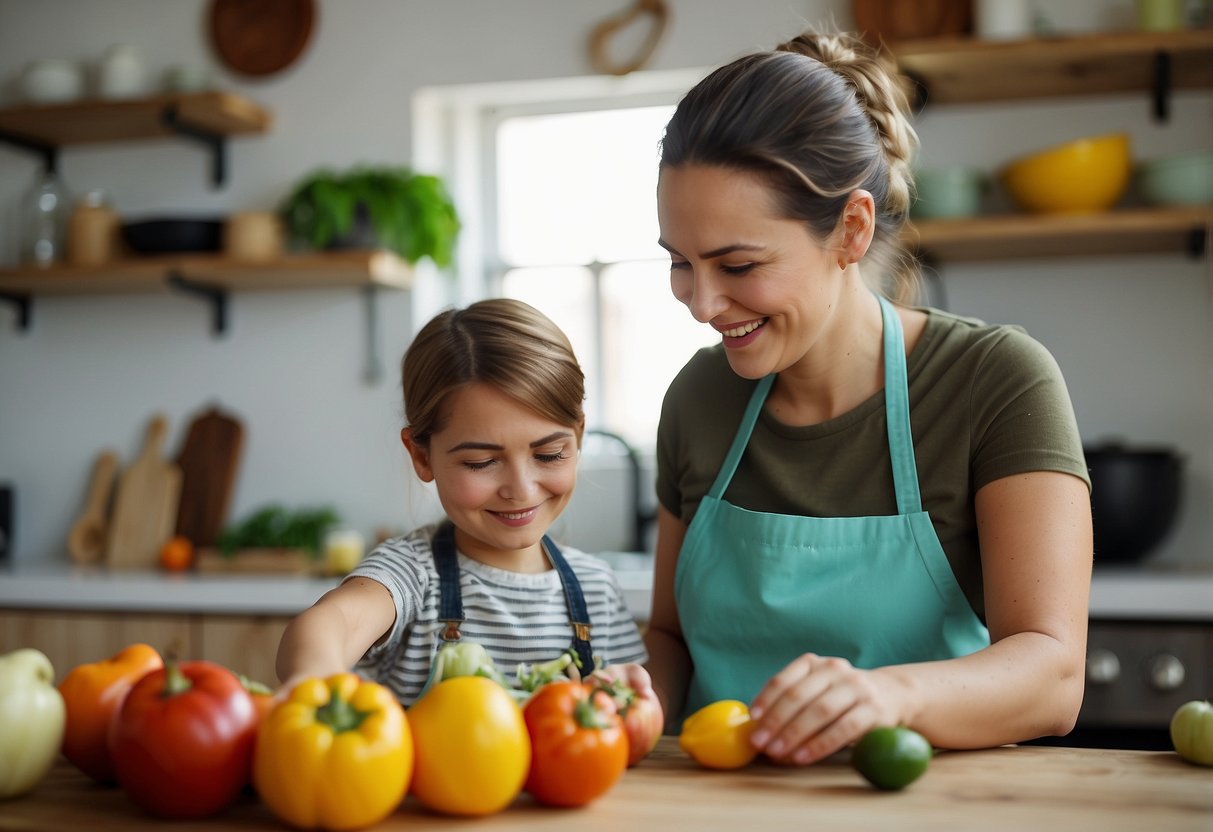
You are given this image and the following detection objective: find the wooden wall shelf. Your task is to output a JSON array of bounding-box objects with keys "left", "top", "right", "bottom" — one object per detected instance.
[
  {"left": 0, "top": 91, "right": 272, "bottom": 185},
  {"left": 0, "top": 251, "right": 413, "bottom": 334},
  {"left": 895, "top": 29, "right": 1213, "bottom": 111},
  {"left": 909, "top": 206, "right": 1212, "bottom": 263}
]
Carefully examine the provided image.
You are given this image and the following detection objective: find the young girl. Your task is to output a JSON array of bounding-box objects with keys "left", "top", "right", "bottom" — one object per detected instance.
[{"left": 275, "top": 298, "right": 649, "bottom": 704}]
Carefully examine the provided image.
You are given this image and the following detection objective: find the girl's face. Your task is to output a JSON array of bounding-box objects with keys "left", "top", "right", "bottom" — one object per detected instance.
[
  {"left": 403, "top": 382, "right": 581, "bottom": 568},
  {"left": 657, "top": 164, "right": 844, "bottom": 379}
]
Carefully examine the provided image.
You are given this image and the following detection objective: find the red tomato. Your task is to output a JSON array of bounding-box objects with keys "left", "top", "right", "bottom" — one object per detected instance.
[
  {"left": 523, "top": 680, "right": 628, "bottom": 807},
  {"left": 591, "top": 676, "right": 664, "bottom": 766},
  {"left": 108, "top": 660, "right": 257, "bottom": 819}
]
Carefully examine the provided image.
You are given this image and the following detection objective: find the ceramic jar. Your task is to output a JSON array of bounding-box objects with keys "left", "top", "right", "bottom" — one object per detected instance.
[
  {"left": 223, "top": 212, "right": 285, "bottom": 261},
  {"left": 97, "top": 45, "right": 148, "bottom": 99},
  {"left": 67, "top": 192, "right": 122, "bottom": 266}
]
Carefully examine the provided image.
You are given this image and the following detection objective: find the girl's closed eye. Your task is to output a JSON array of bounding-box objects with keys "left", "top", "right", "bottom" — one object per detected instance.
[
  {"left": 535, "top": 450, "right": 570, "bottom": 464},
  {"left": 721, "top": 262, "right": 755, "bottom": 275},
  {"left": 669, "top": 259, "right": 690, "bottom": 271},
  {"left": 462, "top": 458, "right": 496, "bottom": 471}
]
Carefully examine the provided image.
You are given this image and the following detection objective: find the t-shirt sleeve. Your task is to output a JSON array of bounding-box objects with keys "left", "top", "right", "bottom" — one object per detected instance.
[
  {"left": 969, "top": 327, "right": 1090, "bottom": 491},
  {"left": 343, "top": 537, "right": 430, "bottom": 664}
]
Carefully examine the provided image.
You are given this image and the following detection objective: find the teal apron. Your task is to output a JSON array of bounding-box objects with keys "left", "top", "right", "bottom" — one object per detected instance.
[{"left": 674, "top": 295, "right": 990, "bottom": 719}]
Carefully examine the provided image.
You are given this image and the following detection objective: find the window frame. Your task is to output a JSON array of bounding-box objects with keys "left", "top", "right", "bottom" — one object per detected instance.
[{"left": 410, "top": 68, "right": 706, "bottom": 332}]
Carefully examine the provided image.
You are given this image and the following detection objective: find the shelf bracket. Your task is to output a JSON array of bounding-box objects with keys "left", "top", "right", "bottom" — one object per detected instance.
[
  {"left": 1151, "top": 50, "right": 1172, "bottom": 123},
  {"left": 0, "top": 129, "right": 58, "bottom": 173},
  {"left": 166, "top": 270, "right": 229, "bottom": 335},
  {"left": 0, "top": 291, "right": 32, "bottom": 332},
  {"left": 1187, "top": 227, "right": 1208, "bottom": 259},
  {"left": 161, "top": 106, "right": 228, "bottom": 187}
]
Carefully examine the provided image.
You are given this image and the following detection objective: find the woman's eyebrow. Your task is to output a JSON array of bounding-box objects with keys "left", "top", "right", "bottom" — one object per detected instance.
[
  {"left": 657, "top": 239, "right": 766, "bottom": 259},
  {"left": 445, "top": 431, "right": 572, "bottom": 454}
]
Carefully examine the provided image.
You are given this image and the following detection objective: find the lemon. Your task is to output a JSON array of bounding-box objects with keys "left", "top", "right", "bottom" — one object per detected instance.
[
  {"left": 851, "top": 726, "right": 932, "bottom": 790},
  {"left": 679, "top": 700, "right": 759, "bottom": 770}
]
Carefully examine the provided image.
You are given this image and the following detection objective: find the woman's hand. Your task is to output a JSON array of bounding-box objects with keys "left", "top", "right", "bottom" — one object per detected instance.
[{"left": 748, "top": 653, "right": 909, "bottom": 765}]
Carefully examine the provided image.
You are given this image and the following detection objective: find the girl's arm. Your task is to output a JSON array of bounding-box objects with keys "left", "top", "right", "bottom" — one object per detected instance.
[
  {"left": 642, "top": 505, "right": 694, "bottom": 728},
  {"left": 750, "top": 470, "right": 1092, "bottom": 762},
  {"left": 274, "top": 576, "right": 398, "bottom": 693}
]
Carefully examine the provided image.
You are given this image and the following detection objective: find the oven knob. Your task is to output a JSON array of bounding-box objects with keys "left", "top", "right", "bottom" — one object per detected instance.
[
  {"left": 1086, "top": 648, "right": 1120, "bottom": 685},
  {"left": 1147, "top": 653, "right": 1186, "bottom": 692}
]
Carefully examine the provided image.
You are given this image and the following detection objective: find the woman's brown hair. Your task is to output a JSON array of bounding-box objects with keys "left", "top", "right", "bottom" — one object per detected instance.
[{"left": 660, "top": 31, "right": 920, "bottom": 302}]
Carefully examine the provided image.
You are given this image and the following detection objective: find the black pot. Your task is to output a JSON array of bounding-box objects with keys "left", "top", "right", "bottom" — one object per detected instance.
[
  {"left": 121, "top": 218, "right": 224, "bottom": 254},
  {"left": 1085, "top": 444, "right": 1182, "bottom": 566}
]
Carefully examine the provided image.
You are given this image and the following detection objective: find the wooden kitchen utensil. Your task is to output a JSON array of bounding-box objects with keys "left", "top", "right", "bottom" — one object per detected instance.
[
  {"left": 67, "top": 449, "right": 118, "bottom": 564},
  {"left": 173, "top": 405, "right": 245, "bottom": 547},
  {"left": 105, "top": 414, "right": 182, "bottom": 570}
]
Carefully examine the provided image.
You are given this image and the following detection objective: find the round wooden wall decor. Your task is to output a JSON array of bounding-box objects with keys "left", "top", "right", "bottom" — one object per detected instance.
[{"left": 209, "top": 0, "right": 317, "bottom": 77}]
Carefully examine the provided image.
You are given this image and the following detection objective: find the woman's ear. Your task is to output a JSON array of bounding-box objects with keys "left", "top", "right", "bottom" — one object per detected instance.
[
  {"left": 401, "top": 427, "right": 435, "bottom": 483},
  {"left": 838, "top": 189, "right": 876, "bottom": 266}
]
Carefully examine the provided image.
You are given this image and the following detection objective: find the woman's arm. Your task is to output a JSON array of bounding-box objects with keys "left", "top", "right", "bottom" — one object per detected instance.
[
  {"left": 896, "top": 469, "right": 1093, "bottom": 744},
  {"left": 275, "top": 576, "right": 398, "bottom": 692},
  {"left": 643, "top": 505, "right": 693, "bottom": 729},
  {"left": 749, "top": 470, "right": 1092, "bottom": 763}
]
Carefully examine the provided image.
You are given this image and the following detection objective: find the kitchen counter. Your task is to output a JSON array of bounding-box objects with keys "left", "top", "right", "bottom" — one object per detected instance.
[
  {"left": 3, "top": 737, "right": 1210, "bottom": 831},
  {"left": 1, "top": 558, "right": 1210, "bottom": 622}
]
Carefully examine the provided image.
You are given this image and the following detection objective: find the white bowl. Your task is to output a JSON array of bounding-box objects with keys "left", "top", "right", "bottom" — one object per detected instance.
[{"left": 22, "top": 59, "right": 84, "bottom": 104}]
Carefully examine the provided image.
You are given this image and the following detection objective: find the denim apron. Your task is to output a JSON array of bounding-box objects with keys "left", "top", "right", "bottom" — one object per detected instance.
[
  {"left": 419, "top": 521, "right": 596, "bottom": 695},
  {"left": 674, "top": 296, "right": 990, "bottom": 719}
]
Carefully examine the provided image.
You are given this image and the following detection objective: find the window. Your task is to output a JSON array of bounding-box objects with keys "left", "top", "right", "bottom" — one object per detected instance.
[{"left": 413, "top": 71, "right": 715, "bottom": 450}]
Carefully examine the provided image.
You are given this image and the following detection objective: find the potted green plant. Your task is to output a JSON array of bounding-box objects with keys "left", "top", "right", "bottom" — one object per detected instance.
[{"left": 279, "top": 165, "right": 460, "bottom": 266}]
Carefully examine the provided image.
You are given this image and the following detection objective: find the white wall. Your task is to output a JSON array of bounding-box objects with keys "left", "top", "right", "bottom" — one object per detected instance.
[{"left": 1, "top": 0, "right": 1210, "bottom": 570}]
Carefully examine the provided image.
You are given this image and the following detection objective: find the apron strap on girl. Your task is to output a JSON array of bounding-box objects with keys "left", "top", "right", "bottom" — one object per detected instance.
[
  {"left": 542, "top": 535, "right": 596, "bottom": 673},
  {"left": 433, "top": 522, "right": 465, "bottom": 640}
]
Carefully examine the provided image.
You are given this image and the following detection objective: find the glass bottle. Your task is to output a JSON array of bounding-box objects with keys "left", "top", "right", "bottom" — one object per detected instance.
[{"left": 21, "top": 169, "right": 72, "bottom": 267}]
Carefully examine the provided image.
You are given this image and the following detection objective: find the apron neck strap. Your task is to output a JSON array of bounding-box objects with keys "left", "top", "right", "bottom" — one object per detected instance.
[
  {"left": 878, "top": 295, "right": 923, "bottom": 515},
  {"left": 432, "top": 521, "right": 595, "bottom": 672},
  {"left": 704, "top": 295, "right": 923, "bottom": 515},
  {"left": 706, "top": 373, "right": 774, "bottom": 499}
]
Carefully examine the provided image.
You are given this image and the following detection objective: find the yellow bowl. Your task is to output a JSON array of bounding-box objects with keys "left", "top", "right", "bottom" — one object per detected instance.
[{"left": 1001, "top": 134, "right": 1132, "bottom": 214}]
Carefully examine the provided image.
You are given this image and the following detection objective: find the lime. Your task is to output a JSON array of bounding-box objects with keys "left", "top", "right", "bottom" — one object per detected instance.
[{"left": 851, "top": 726, "right": 933, "bottom": 790}]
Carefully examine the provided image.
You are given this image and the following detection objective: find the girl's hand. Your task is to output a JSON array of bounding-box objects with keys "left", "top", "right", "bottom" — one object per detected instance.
[
  {"left": 747, "top": 653, "right": 907, "bottom": 765},
  {"left": 589, "top": 662, "right": 655, "bottom": 699}
]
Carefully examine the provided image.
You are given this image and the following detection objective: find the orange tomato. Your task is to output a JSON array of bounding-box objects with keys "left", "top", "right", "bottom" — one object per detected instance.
[
  {"left": 58, "top": 644, "right": 164, "bottom": 783},
  {"left": 523, "top": 680, "right": 628, "bottom": 807},
  {"left": 159, "top": 536, "right": 194, "bottom": 572}
]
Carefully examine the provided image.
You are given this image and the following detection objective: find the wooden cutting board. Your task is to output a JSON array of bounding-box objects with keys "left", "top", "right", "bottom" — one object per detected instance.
[
  {"left": 105, "top": 414, "right": 182, "bottom": 570},
  {"left": 173, "top": 406, "right": 245, "bottom": 547},
  {"left": 67, "top": 449, "right": 119, "bottom": 565}
]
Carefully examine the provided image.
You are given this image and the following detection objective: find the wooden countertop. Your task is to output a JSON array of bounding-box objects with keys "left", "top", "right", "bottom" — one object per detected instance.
[{"left": 3, "top": 738, "right": 1209, "bottom": 831}]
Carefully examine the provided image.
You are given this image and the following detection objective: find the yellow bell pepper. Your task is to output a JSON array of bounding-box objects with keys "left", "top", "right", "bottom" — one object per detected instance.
[
  {"left": 253, "top": 673, "right": 412, "bottom": 831},
  {"left": 0, "top": 648, "right": 66, "bottom": 798},
  {"left": 679, "top": 699, "right": 759, "bottom": 770}
]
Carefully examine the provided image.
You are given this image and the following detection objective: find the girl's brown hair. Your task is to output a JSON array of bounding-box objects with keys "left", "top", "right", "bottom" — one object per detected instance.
[
  {"left": 660, "top": 31, "right": 920, "bottom": 302},
  {"left": 402, "top": 298, "right": 585, "bottom": 447}
]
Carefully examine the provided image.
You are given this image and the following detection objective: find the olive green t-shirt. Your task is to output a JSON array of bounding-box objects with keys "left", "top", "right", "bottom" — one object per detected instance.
[{"left": 655, "top": 307, "right": 1090, "bottom": 620}]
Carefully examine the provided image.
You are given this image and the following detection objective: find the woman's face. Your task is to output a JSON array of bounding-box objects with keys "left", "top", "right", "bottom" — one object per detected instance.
[
  {"left": 657, "top": 164, "right": 843, "bottom": 379},
  {"left": 404, "top": 382, "right": 580, "bottom": 566}
]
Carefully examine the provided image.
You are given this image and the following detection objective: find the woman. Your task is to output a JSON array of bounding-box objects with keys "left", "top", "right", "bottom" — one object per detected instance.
[{"left": 644, "top": 32, "right": 1092, "bottom": 765}]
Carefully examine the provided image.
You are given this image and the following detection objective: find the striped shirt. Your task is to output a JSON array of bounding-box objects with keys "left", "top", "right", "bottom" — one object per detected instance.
[{"left": 346, "top": 523, "right": 648, "bottom": 705}]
